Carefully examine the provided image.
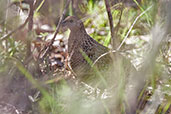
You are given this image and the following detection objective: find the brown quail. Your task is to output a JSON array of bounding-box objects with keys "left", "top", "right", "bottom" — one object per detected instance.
[
  {"left": 62, "top": 16, "right": 111, "bottom": 75},
  {"left": 62, "top": 16, "right": 134, "bottom": 82}
]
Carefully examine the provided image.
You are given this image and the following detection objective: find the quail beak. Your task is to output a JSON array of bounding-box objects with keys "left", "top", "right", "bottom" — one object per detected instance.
[
  {"left": 60, "top": 20, "right": 67, "bottom": 31},
  {"left": 61, "top": 20, "right": 67, "bottom": 27}
]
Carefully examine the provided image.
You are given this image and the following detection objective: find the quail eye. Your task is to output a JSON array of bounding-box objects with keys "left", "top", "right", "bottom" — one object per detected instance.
[{"left": 70, "top": 20, "right": 73, "bottom": 23}]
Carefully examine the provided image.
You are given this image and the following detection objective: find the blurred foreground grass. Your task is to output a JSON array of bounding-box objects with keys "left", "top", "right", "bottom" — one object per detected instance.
[{"left": 0, "top": 0, "right": 170, "bottom": 114}]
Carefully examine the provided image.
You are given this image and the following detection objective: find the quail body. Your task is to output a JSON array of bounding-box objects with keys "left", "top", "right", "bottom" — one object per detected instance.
[
  {"left": 62, "top": 16, "right": 134, "bottom": 80},
  {"left": 62, "top": 16, "right": 113, "bottom": 76}
]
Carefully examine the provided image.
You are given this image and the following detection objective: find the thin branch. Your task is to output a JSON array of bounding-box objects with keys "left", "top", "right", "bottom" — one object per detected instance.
[
  {"left": 38, "top": 0, "right": 71, "bottom": 59},
  {"left": 0, "top": 0, "right": 37, "bottom": 43},
  {"left": 104, "top": 0, "right": 115, "bottom": 49},
  {"left": 92, "top": 50, "right": 116, "bottom": 67},
  {"left": 28, "top": 0, "right": 35, "bottom": 31},
  {"left": 4, "top": 0, "right": 10, "bottom": 33},
  {"left": 92, "top": 5, "right": 153, "bottom": 66},
  {"left": 115, "top": 3, "right": 124, "bottom": 35},
  {"left": 50, "top": 0, "right": 71, "bottom": 47},
  {"left": 0, "top": 17, "right": 29, "bottom": 43},
  {"left": 117, "top": 5, "right": 153, "bottom": 50},
  {"left": 26, "top": 0, "right": 36, "bottom": 59}
]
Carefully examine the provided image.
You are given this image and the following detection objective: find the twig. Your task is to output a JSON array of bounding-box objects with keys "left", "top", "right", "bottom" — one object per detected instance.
[
  {"left": 38, "top": 0, "right": 71, "bottom": 59},
  {"left": 0, "top": 0, "right": 37, "bottom": 43},
  {"left": 104, "top": 0, "right": 115, "bottom": 49},
  {"left": 4, "top": 0, "right": 10, "bottom": 33},
  {"left": 26, "top": 0, "right": 36, "bottom": 59},
  {"left": 0, "top": 17, "right": 29, "bottom": 43},
  {"left": 115, "top": 3, "right": 124, "bottom": 35},
  {"left": 28, "top": 0, "right": 36, "bottom": 31},
  {"left": 92, "top": 50, "right": 116, "bottom": 67},
  {"left": 117, "top": 5, "right": 153, "bottom": 50},
  {"left": 92, "top": 5, "right": 153, "bottom": 66}
]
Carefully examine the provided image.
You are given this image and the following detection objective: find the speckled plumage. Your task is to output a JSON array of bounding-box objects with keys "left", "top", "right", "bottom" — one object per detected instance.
[{"left": 62, "top": 16, "right": 112, "bottom": 76}]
